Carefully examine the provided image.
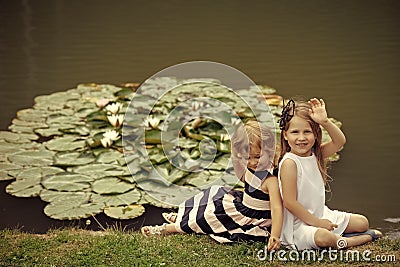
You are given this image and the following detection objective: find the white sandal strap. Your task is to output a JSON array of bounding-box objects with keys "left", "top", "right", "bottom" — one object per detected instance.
[
  {"left": 141, "top": 223, "right": 167, "bottom": 236},
  {"left": 162, "top": 212, "right": 177, "bottom": 223}
]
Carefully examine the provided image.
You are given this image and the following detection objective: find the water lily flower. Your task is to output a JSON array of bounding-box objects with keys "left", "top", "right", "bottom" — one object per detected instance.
[
  {"left": 107, "top": 114, "right": 124, "bottom": 128},
  {"left": 144, "top": 116, "right": 160, "bottom": 129},
  {"left": 96, "top": 98, "right": 113, "bottom": 108},
  {"left": 105, "top": 102, "right": 123, "bottom": 115},
  {"left": 100, "top": 129, "right": 120, "bottom": 148},
  {"left": 103, "top": 129, "right": 120, "bottom": 141},
  {"left": 100, "top": 137, "right": 112, "bottom": 148}
]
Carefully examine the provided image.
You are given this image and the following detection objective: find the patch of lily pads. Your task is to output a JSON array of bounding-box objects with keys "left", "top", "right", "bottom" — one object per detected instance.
[{"left": 0, "top": 77, "right": 341, "bottom": 221}]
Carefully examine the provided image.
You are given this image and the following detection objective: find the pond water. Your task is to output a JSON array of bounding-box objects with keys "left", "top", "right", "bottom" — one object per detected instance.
[{"left": 0, "top": 0, "right": 399, "bottom": 234}]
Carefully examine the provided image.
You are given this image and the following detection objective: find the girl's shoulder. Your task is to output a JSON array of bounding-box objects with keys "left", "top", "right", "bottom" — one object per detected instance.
[
  {"left": 281, "top": 152, "right": 316, "bottom": 164},
  {"left": 278, "top": 153, "right": 303, "bottom": 176},
  {"left": 279, "top": 152, "right": 300, "bottom": 166}
]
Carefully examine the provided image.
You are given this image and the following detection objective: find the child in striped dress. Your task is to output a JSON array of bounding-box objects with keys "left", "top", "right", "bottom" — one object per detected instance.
[{"left": 141, "top": 120, "right": 283, "bottom": 251}]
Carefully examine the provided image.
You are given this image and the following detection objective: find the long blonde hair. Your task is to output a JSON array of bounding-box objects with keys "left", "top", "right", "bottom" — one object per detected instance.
[
  {"left": 278, "top": 101, "right": 331, "bottom": 188},
  {"left": 231, "top": 120, "right": 275, "bottom": 181}
]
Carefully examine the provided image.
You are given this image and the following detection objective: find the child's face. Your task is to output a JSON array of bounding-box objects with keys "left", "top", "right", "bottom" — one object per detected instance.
[
  {"left": 247, "top": 145, "right": 270, "bottom": 170},
  {"left": 283, "top": 116, "right": 315, "bottom": 157}
]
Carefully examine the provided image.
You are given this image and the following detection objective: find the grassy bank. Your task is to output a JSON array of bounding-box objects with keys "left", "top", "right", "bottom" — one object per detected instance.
[{"left": 0, "top": 229, "right": 399, "bottom": 266}]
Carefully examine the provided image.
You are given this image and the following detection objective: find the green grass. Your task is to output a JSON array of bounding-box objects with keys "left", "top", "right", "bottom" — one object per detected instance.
[{"left": 0, "top": 228, "right": 398, "bottom": 266}]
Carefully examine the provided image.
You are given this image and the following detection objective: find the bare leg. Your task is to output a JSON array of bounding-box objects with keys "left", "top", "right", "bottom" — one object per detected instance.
[
  {"left": 165, "top": 223, "right": 179, "bottom": 233},
  {"left": 314, "top": 229, "right": 339, "bottom": 248},
  {"left": 314, "top": 221, "right": 375, "bottom": 249},
  {"left": 342, "top": 214, "right": 378, "bottom": 247},
  {"left": 314, "top": 229, "right": 373, "bottom": 249},
  {"left": 343, "top": 235, "right": 372, "bottom": 248},
  {"left": 344, "top": 214, "right": 369, "bottom": 233}
]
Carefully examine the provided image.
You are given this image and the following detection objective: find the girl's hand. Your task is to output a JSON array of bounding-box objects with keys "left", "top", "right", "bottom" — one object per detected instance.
[
  {"left": 267, "top": 236, "right": 281, "bottom": 251},
  {"left": 318, "top": 219, "right": 338, "bottom": 231},
  {"left": 308, "top": 98, "right": 329, "bottom": 124}
]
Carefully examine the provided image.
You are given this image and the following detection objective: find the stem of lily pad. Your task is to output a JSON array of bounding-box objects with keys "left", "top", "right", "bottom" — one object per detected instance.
[{"left": 91, "top": 215, "right": 106, "bottom": 231}]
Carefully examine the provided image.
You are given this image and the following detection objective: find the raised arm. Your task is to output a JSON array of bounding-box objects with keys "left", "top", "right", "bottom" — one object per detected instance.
[
  {"left": 308, "top": 98, "right": 346, "bottom": 158},
  {"left": 280, "top": 159, "right": 337, "bottom": 230}
]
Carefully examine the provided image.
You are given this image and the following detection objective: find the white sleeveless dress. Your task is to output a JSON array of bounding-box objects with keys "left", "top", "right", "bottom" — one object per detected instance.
[{"left": 278, "top": 152, "right": 350, "bottom": 250}]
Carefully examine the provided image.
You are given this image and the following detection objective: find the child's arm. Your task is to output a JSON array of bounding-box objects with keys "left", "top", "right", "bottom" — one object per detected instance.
[
  {"left": 308, "top": 98, "right": 346, "bottom": 158},
  {"left": 280, "top": 159, "right": 338, "bottom": 230},
  {"left": 264, "top": 176, "right": 283, "bottom": 251}
]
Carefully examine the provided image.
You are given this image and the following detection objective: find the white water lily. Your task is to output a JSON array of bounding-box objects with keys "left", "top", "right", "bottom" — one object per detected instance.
[
  {"left": 100, "top": 129, "right": 120, "bottom": 148},
  {"left": 107, "top": 114, "right": 124, "bottom": 128},
  {"left": 100, "top": 137, "right": 112, "bottom": 148},
  {"left": 103, "top": 129, "right": 120, "bottom": 141},
  {"left": 105, "top": 102, "right": 123, "bottom": 114},
  {"left": 95, "top": 98, "right": 113, "bottom": 108},
  {"left": 143, "top": 116, "right": 160, "bottom": 129}
]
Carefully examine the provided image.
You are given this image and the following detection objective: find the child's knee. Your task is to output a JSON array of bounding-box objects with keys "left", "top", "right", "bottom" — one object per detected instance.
[
  {"left": 356, "top": 215, "right": 369, "bottom": 232},
  {"left": 314, "top": 229, "right": 337, "bottom": 248}
]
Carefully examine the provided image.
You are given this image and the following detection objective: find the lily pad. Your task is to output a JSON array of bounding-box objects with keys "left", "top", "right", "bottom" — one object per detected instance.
[
  {"left": 6, "top": 176, "right": 42, "bottom": 197},
  {"left": 16, "top": 108, "right": 45, "bottom": 122},
  {"left": 8, "top": 149, "right": 54, "bottom": 166},
  {"left": 34, "top": 127, "right": 63, "bottom": 137},
  {"left": 54, "top": 152, "right": 96, "bottom": 167},
  {"left": 16, "top": 167, "right": 65, "bottom": 180},
  {"left": 42, "top": 173, "right": 93, "bottom": 192},
  {"left": 148, "top": 151, "right": 168, "bottom": 164},
  {"left": 0, "top": 131, "right": 21, "bottom": 142},
  {"left": 221, "top": 172, "right": 243, "bottom": 188},
  {"left": 92, "top": 177, "right": 135, "bottom": 194},
  {"left": 71, "top": 163, "right": 128, "bottom": 179},
  {"left": 0, "top": 141, "right": 25, "bottom": 154},
  {"left": 138, "top": 179, "right": 201, "bottom": 208},
  {"left": 40, "top": 190, "right": 90, "bottom": 204},
  {"left": 0, "top": 171, "right": 13, "bottom": 181},
  {"left": 46, "top": 114, "right": 82, "bottom": 125},
  {"left": 61, "top": 125, "right": 91, "bottom": 136},
  {"left": 104, "top": 204, "right": 145, "bottom": 219},
  {"left": 96, "top": 150, "right": 124, "bottom": 164},
  {"left": 153, "top": 165, "right": 188, "bottom": 184},
  {"left": 145, "top": 130, "right": 162, "bottom": 144},
  {"left": 44, "top": 136, "right": 86, "bottom": 151},
  {"left": 44, "top": 201, "right": 103, "bottom": 220},
  {"left": 91, "top": 189, "right": 141, "bottom": 206},
  {"left": 6, "top": 167, "right": 64, "bottom": 197},
  {"left": 185, "top": 172, "right": 212, "bottom": 188},
  {"left": 0, "top": 162, "right": 22, "bottom": 176}
]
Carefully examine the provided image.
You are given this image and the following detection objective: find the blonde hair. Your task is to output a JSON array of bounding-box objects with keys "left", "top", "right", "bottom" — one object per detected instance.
[
  {"left": 278, "top": 101, "right": 332, "bottom": 188},
  {"left": 231, "top": 120, "right": 275, "bottom": 181}
]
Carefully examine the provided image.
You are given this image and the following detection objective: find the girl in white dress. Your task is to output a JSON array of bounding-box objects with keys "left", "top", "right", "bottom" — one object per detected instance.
[{"left": 278, "top": 98, "right": 381, "bottom": 250}]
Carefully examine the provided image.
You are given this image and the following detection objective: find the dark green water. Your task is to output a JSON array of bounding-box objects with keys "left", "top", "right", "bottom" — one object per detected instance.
[{"left": 0, "top": 0, "right": 399, "bottom": 232}]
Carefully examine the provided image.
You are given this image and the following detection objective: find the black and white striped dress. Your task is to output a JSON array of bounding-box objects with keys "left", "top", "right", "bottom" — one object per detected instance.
[{"left": 174, "top": 169, "right": 273, "bottom": 243}]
